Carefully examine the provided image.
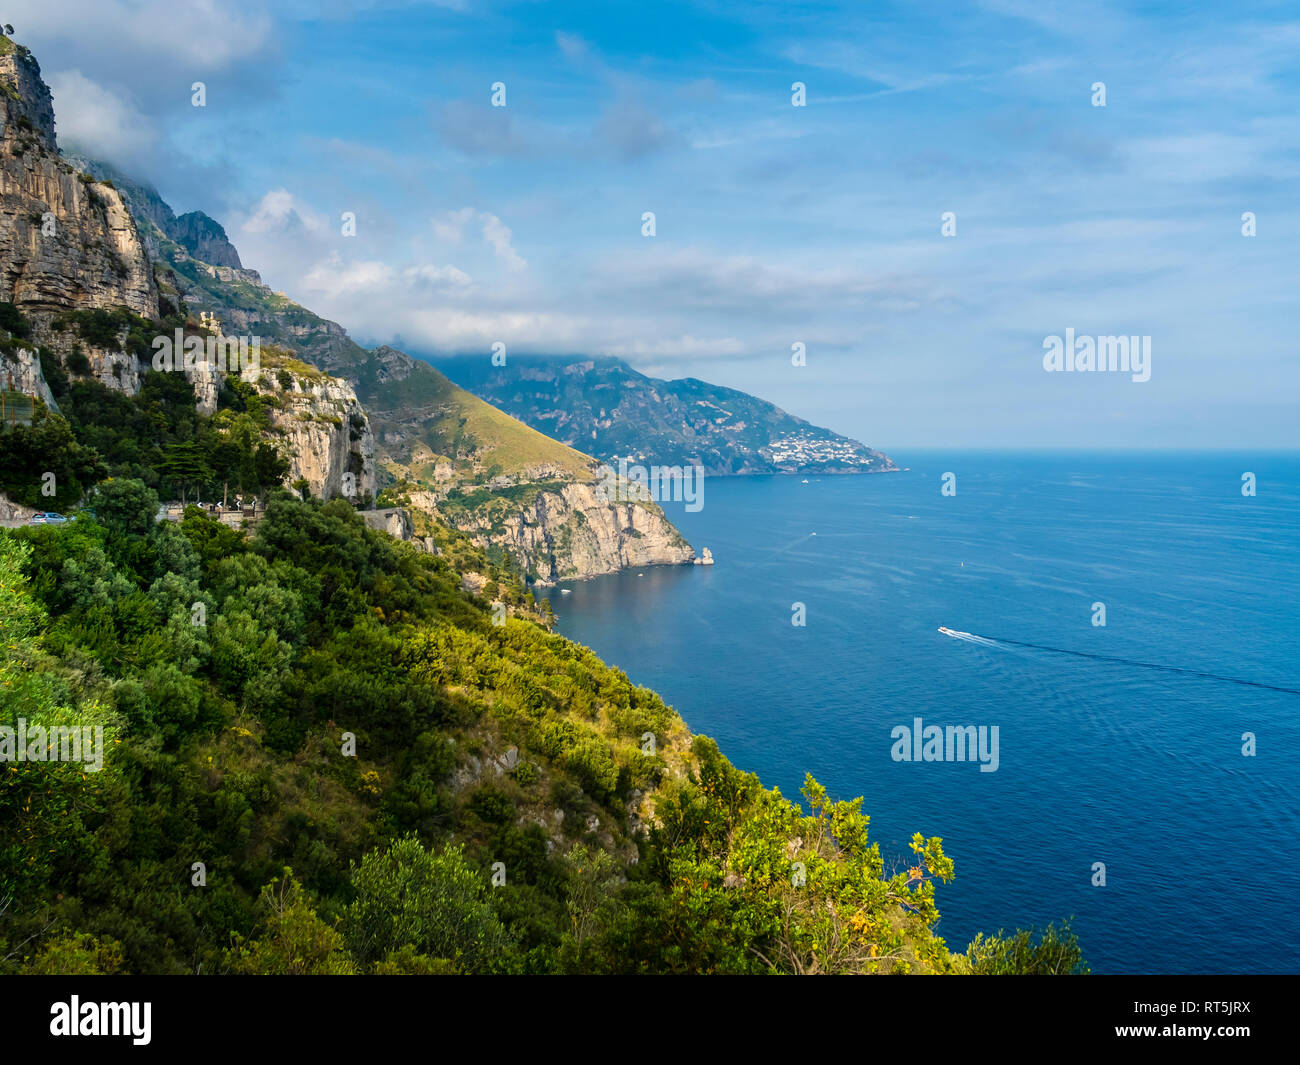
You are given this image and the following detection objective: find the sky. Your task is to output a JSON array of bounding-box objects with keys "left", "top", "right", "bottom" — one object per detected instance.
[{"left": 13, "top": 0, "right": 1300, "bottom": 450}]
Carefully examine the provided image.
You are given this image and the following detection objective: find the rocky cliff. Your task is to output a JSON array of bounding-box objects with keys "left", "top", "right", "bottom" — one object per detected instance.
[
  {"left": 495, "top": 481, "right": 694, "bottom": 583},
  {"left": 61, "top": 152, "right": 243, "bottom": 271},
  {"left": 254, "top": 352, "right": 376, "bottom": 501},
  {"left": 0, "top": 41, "right": 158, "bottom": 322},
  {"left": 0, "top": 35, "right": 374, "bottom": 508}
]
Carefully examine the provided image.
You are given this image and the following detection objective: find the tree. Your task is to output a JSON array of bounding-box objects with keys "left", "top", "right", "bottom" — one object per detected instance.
[
  {"left": 967, "top": 922, "right": 1089, "bottom": 975},
  {"left": 227, "top": 871, "right": 356, "bottom": 975},
  {"left": 654, "top": 756, "right": 960, "bottom": 974},
  {"left": 88, "top": 478, "right": 159, "bottom": 539},
  {"left": 0, "top": 403, "right": 105, "bottom": 510},
  {"left": 158, "top": 441, "right": 213, "bottom": 504},
  {"left": 344, "top": 835, "right": 512, "bottom": 971}
]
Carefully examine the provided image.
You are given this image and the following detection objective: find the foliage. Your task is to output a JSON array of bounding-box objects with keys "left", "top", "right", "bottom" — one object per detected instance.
[
  {"left": 967, "top": 922, "right": 1090, "bottom": 975},
  {"left": 0, "top": 389, "right": 1084, "bottom": 975},
  {"left": 0, "top": 403, "right": 105, "bottom": 509}
]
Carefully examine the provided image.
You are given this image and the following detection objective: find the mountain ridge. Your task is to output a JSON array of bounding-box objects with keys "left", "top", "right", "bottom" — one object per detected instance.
[
  {"left": 438, "top": 353, "right": 898, "bottom": 476},
  {"left": 60, "top": 158, "right": 695, "bottom": 583}
]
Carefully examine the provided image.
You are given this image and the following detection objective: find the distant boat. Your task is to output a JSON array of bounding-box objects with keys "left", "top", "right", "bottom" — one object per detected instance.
[
  {"left": 801, "top": 479, "right": 809, "bottom": 483},
  {"left": 560, "top": 588, "right": 571, "bottom": 595}
]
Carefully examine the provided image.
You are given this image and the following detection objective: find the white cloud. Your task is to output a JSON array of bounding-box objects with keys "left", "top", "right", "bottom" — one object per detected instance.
[
  {"left": 405, "top": 264, "right": 472, "bottom": 288},
  {"left": 10, "top": 0, "right": 274, "bottom": 73},
  {"left": 431, "top": 207, "right": 477, "bottom": 243},
  {"left": 605, "top": 335, "right": 747, "bottom": 359},
  {"left": 240, "top": 189, "right": 328, "bottom": 235},
  {"left": 431, "top": 209, "right": 526, "bottom": 271},
  {"left": 479, "top": 213, "right": 526, "bottom": 272},
  {"left": 300, "top": 254, "right": 396, "bottom": 300},
  {"left": 47, "top": 70, "right": 156, "bottom": 165}
]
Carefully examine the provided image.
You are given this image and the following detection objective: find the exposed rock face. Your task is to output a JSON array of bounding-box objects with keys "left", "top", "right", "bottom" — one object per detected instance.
[
  {"left": 0, "top": 492, "right": 39, "bottom": 525},
  {"left": 170, "top": 211, "right": 242, "bottom": 269},
  {"left": 0, "top": 40, "right": 374, "bottom": 508},
  {"left": 256, "top": 365, "right": 376, "bottom": 501},
  {"left": 360, "top": 507, "right": 414, "bottom": 540},
  {"left": 448, "top": 480, "right": 694, "bottom": 584},
  {"left": 0, "top": 342, "right": 56, "bottom": 408},
  {"left": 0, "top": 44, "right": 158, "bottom": 320},
  {"left": 61, "top": 153, "right": 243, "bottom": 271}
]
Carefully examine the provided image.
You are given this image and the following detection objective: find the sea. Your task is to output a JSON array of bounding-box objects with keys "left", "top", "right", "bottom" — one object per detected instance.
[{"left": 552, "top": 451, "right": 1300, "bottom": 974}]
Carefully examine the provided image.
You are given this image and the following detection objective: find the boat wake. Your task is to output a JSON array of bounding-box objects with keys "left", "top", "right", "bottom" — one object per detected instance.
[
  {"left": 937, "top": 627, "right": 999, "bottom": 647},
  {"left": 937, "top": 627, "right": 1300, "bottom": 695}
]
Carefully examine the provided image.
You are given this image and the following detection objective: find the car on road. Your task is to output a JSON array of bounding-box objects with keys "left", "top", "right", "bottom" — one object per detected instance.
[{"left": 28, "top": 512, "right": 68, "bottom": 525}]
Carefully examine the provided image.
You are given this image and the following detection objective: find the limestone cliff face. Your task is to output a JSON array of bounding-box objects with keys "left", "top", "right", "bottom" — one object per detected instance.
[
  {"left": 434, "top": 478, "right": 694, "bottom": 584},
  {"left": 0, "top": 38, "right": 377, "bottom": 512},
  {"left": 254, "top": 362, "right": 376, "bottom": 502},
  {"left": 62, "top": 153, "right": 245, "bottom": 274},
  {"left": 0, "top": 342, "right": 56, "bottom": 407},
  {"left": 170, "top": 212, "right": 242, "bottom": 270},
  {"left": 0, "top": 43, "right": 158, "bottom": 320}
]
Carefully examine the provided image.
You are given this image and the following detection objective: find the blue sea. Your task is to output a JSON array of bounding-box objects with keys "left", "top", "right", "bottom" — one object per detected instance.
[{"left": 553, "top": 452, "right": 1300, "bottom": 974}]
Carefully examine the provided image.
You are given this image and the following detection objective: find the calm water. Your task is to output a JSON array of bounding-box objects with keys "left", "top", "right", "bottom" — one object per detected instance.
[{"left": 553, "top": 452, "right": 1300, "bottom": 974}]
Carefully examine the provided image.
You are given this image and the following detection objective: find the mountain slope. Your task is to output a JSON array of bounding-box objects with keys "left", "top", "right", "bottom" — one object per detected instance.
[
  {"left": 0, "top": 39, "right": 371, "bottom": 506},
  {"left": 66, "top": 160, "right": 694, "bottom": 583},
  {"left": 440, "top": 354, "right": 898, "bottom": 476}
]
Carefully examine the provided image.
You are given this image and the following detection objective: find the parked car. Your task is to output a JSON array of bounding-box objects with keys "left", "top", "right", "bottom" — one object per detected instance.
[{"left": 28, "top": 511, "right": 68, "bottom": 524}]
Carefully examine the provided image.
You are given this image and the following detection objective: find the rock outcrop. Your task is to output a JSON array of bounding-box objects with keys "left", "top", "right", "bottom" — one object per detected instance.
[
  {"left": 0, "top": 38, "right": 377, "bottom": 508},
  {"left": 170, "top": 211, "right": 242, "bottom": 269},
  {"left": 503, "top": 481, "right": 694, "bottom": 583},
  {"left": 0, "top": 41, "right": 158, "bottom": 321},
  {"left": 360, "top": 507, "right": 414, "bottom": 540},
  {"left": 0, "top": 341, "right": 56, "bottom": 408},
  {"left": 62, "top": 153, "right": 243, "bottom": 271},
  {"left": 259, "top": 361, "right": 376, "bottom": 501},
  {"left": 411, "top": 476, "right": 694, "bottom": 583}
]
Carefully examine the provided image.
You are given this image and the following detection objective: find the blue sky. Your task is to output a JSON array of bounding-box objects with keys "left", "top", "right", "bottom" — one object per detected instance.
[{"left": 17, "top": 0, "right": 1300, "bottom": 449}]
